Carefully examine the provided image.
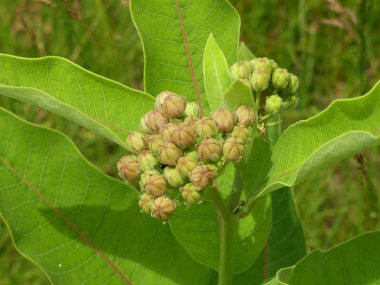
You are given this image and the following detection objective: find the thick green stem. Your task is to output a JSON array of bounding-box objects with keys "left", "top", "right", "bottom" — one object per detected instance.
[
  {"left": 227, "top": 163, "right": 245, "bottom": 211},
  {"left": 267, "top": 114, "right": 281, "bottom": 147}
]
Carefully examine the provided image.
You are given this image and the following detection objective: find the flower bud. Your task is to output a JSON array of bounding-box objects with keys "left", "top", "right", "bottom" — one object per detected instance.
[
  {"left": 211, "top": 108, "right": 235, "bottom": 133},
  {"left": 172, "top": 123, "right": 196, "bottom": 148},
  {"left": 287, "top": 74, "right": 299, "bottom": 93},
  {"left": 144, "top": 174, "right": 167, "bottom": 197},
  {"left": 231, "top": 125, "right": 251, "bottom": 142},
  {"left": 140, "top": 169, "right": 160, "bottom": 186},
  {"left": 270, "top": 59, "right": 278, "bottom": 70},
  {"left": 161, "top": 94, "right": 186, "bottom": 118},
  {"left": 251, "top": 57, "right": 272, "bottom": 73},
  {"left": 184, "top": 116, "right": 199, "bottom": 131},
  {"left": 195, "top": 117, "right": 218, "bottom": 139},
  {"left": 250, "top": 70, "right": 270, "bottom": 92},
  {"left": 138, "top": 193, "right": 153, "bottom": 213},
  {"left": 159, "top": 123, "right": 176, "bottom": 142},
  {"left": 147, "top": 109, "right": 168, "bottom": 133},
  {"left": 185, "top": 150, "right": 199, "bottom": 160},
  {"left": 155, "top": 90, "right": 174, "bottom": 109},
  {"left": 117, "top": 156, "right": 140, "bottom": 182},
  {"left": 223, "top": 137, "right": 245, "bottom": 162},
  {"left": 151, "top": 195, "right": 176, "bottom": 220},
  {"left": 184, "top": 102, "right": 200, "bottom": 118},
  {"left": 197, "top": 138, "right": 222, "bottom": 162},
  {"left": 190, "top": 165, "right": 214, "bottom": 188},
  {"left": 164, "top": 167, "right": 184, "bottom": 187},
  {"left": 146, "top": 134, "right": 163, "bottom": 155},
  {"left": 140, "top": 112, "right": 152, "bottom": 134},
  {"left": 176, "top": 156, "right": 198, "bottom": 178},
  {"left": 265, "top": 94, "right": 283, "bottom": 114},
  {"left": 158, "top": 142, "right": 182, "bottom": 166},
  {"left": 235, "top": 106, "right": 255, "bottom": 127},
  {"left": 181, "top": 183, "right": 202, "bottom": 204},
  {"left": 126, "top": 131, "right": 147, "bottom": 153},
  {"left": 138, "top": 150, "right": 158, "bottom": 171},
  {"left": 230, "top": 60, "right": 252, "bottom": 80},
  {"left": 272, "top": 68, "right": 289, "bottom": 89}
]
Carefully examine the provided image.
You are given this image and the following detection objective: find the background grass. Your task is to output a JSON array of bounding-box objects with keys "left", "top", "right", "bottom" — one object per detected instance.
[{"left": 0, "top": 0, "right": 379, "bottom": 283}]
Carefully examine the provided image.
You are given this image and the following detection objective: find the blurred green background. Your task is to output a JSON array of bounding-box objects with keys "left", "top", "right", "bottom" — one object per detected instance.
[{"left": 0, "top": 0, "right": 379, "bottom": 283}]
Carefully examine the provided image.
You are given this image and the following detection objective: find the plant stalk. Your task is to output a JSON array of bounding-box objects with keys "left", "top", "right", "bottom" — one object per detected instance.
[{"left": 227, "top": 163, "right": 245, "bottom": 211}]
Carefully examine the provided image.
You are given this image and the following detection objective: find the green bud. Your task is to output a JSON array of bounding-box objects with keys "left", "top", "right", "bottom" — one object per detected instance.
[
  {"left": 140, "top": 112, "right": 152, "bottom": 134},
  {"left": 251, "top": 57, "right": 272, "bottom": 73},
  {"left": 185, "top": 150, "right": 199, "bottom": 160},
  {"left": 205, "top": 164, "right": 219, "bottom": 175},
  {"left": 235, "top": 106, "right": 255, "bottom": 127},
  {"left": 230, "top": 60, "right": 252, "bottom": 80},
  {"left": 138, "top": 193, "right": 153, "bottom": 213},
  {"left": 146, "top": 134, "right": 163, "bottom": 155},
  {"left": 126, "top": 131, "right": 147, "bottom": 153},
  {"left": 171, "top": 123, "right": 196, "bottom": 148},
  {"left": 270, "top": 59, "right": 278, "bottom": 70},
  {"left": 181, "top": 183, "right": 202, "bottom": 204},
  {"left": 190, "top": 165, "right": 214, "bottom": 188},
  {"left": 195, "top": 117, "right": 218, "bottom": 139},
  {"left": 211, "top": 108, "right": 235, "bottom": 133},
  {"left": 155, "top": 90, "right": 174, "bottom": 109},
  {"left": 223, "top": 137, "right": 245, "bottom": 162},
  {"left": 283, "top": 95, "right": 298, "bottom": 109},
  {"left": 272, "top": 68, "right": 289, "bottom": 89},
  {"left": 265, "top": 94, "right": 283, "bottom": 114},
  {"left": 140, "top": 169, "right": 160, "bottom": 186},
  {"left": 197, "top": 138, "right": 222, "bottom": 162},
  {"left": 287, "top": 74, "right": 299, "bottom": 93},
  {"left": 164, "top": 167, "right": 184, "bottom": 187},
  {"left": 158, "top": 142, "right": 182, "bottom": 166},
  {"left": 184, "top": 102, "right": 200, "bottom": 118},
  {"left": 151, "top": 195, "right": 176, "bottom": 220},
  {"left": 250, "top": 70, "right": 270, "bottom": 92},
  {"left": 144, "top": 174, "right": 167, "bottom": 197},
  {"left": 161, "top": 93, "right": 187, "bottom": 118},
  {"left": 146, "top": 109, "right": 169, "bottom": 133},
  {"left": 176, "top": 156, "right": 198, "bottom": 178},
  {"left": 231, "top": 125, "right": 251, "bottom": 142},
  {"left": 117, "top": 156, "right": 141, "bottom": 182},
  {"left": 138, "top": 150, "right": 158, "bottom": 171}
]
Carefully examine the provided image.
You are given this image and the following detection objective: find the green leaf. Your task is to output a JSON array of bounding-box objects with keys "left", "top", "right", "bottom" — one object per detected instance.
[
  {"left": 0, "top": 107, "right": 210, "bottom": 284},
  {"left": 130, "top": 0, "right": 240, "bottom": 109},
  {"left": 222, "top": 79, "right": 255, "bottom": 110},
  {"left": 203, "top": 34, "right": 232, "bottom": 112},
  {"left": 238, "top": 42, "right": 256, "bottom": 61},
  {"left": 0, "top": 54, "right": 155, "bottom": 148},
  {"left": 169, "top": 194, "right": 272, "bottom": 274},
  {"left": 246, "top": 80, "right": 380, "bottom": 199},
  {"left": 268, "top": 231, "right": 380, "bottom": 284}
]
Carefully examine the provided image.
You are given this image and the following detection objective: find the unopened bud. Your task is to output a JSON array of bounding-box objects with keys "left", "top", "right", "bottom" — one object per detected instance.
[
  {"left": 147, "top": 134, "right": 163, "bottom": 155},
  {"left": 197, "top": 138, "right": 222, "bottom": 162},
  {"left": 126, "top": 131, "right": 147, "bottom": 153},
  {"left": 164, "top": 167, "right": 184, "bottom": 187},
  {"left": 144, "top": 174, "right": 167, "bottom": 197},
  {"left": 138, "top": 150, "right": 158, "bottom": 171},
  {"left": 138, "top": 193, "right": 153, "bottom": 213},
  {"left": 235, "top": 106, "right": 255, "bottom": 126},
  {"left": 231, "top": 125, "right": 251, "bottom": 142},
  {"left": 160, "top": 123, "right": 177, "bottom": 142},
  {"left": 250, "top": 70, "right": 270, "bottom": 92},
  {"left": 140, "top": 112, "right": 152, "bottom": 134},
  {"left": 184, "top": 102, "right": 200, "bottom": 118},
  {"left": 287, "top": 74, "right": 299, "bottom": 93},
  {"left": 172, "top": 123, "right": 196, "bottom": 148},
  {"left": 147, "top": 109, "right": 168, "bottom": 133},
  {"left": 184, "top": 116, "right": 199, "bottom": 131},
  {"left": 251, "top": 57, "right": 272, "bottom": 73},
  {"left": 211, "top": 108, "right": 235, "bottom": 133},
  {"left": 140, "top": 169, "right": 160, "bottom": 186},
  {"left": 265, "top": 94, "right": 283, "bottom": 114},
  {"left": 158, "top": 142, "right": 182, "bottom": 166},
  {"left": 205, "top": 164, "right": 219, "bottom": 175},
  {"left": 181, "top": 183, "right": 202, "bottom": 204},
  {"left": 185, "top": 150, "right": 199, "bottom": 160},
  {"left": 161, "top": 94, "right": 186, "bottom": 118},
  {"left": 230, "top": 60, "right": 252, "bottom": 80},
  {"left": 176, "top": 156, "right": 198, "bottom": 178},
  {"left": 151, "top": 195, "right": 176, "bottom": 220},
  {"left": 272, "top": 68, "right": 289, "bottom": 89},
  {"left": 117, "top": 156, "right": 140, "bottom": 182},
  {"left": 155, "top": 90, "right": 174, "bottom": 109},
  {"left": 190, "top": 165, "right": 214, "bottom": 188},
  {"left": 195, "top": 117, "right": 218, "bottom": 139},
  {"left": 223, "top": 137, "right": 245, "bottom": 162},
  {"left": 270, "top": 59, "right": 278, "bottom": 70}
]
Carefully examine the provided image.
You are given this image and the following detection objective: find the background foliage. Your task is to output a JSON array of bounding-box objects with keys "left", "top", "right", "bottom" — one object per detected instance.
[{"left": 0, "top": 0, "right": 379, "bottom": 283}]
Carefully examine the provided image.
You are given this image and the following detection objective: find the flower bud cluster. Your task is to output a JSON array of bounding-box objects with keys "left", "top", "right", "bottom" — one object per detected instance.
[{"left": 117, "top": 90, "right": 256, "bottom": 221}]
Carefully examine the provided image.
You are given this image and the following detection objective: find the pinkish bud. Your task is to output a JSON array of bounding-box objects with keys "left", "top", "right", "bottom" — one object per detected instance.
[
  {"left": 155, "top": 90, "right": 174, "bottom": 109},
  {"left": 158, "top": 142, "right": 182, "bottom": 166},
  {"left": 140, "top": 112, "right": 152, "bottom": 134},
  {"left": 146, "top": 109, "right": 168, "bottom": 133},
  {"left": 194, "top": 117, "right": 218, "bottom": 139},
  {"left": 117, "top": 155, "right": 141, "bottom": 182},
  {"left": 160, "top": 93, "right": 186, "bottom": 118},
  {"left": 211, "top": 108, "right": 235, "bottom": 133},
  {"left": 223, "top": 137, "right": 245, "bottom": 162},
  {"left": 151, "top": 195, "right": 176, "bottom": 220},
  {"left": 126, "top": 131, "right": 147, "bottom": 153},
  {"left": 144, "top": 174, "right": 167, "bottom": 197},
  {"left": 171, "top": 123, "right": 196, "bottom": 148},
  {"left": 197, "top": 138, "right": 222, "bottom": 162},
  {"left": 184, "top": 116, "right": 199, "bottom": 131},
  {"left": 190, "top": 165, "right": 214, "bottom": 188},
  {"left": 146, "top": 134, "right": 163, "bottom": 155},
  {"left": 235, "top": 106, "right": 255, "bottom": 127},
  {"left": 160, "top": 123, "right": 177, "bottom": 143},
  {"left": 231, "top": 125, "right": 251, "bottom": 142},
  {"left": 176, "top": 155, "right": 198, "bottom": 178}
]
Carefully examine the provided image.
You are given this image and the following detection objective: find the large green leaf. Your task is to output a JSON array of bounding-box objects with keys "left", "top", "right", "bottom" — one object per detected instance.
[
  {"left": 130, "top": 0, "right": 240, "bottom": 109},
  {"left": 245, "top": 80, "right": 380, "bottom": 199},
  {"left": 0, "top": 107, "right": 210, "bottom": 284},
  {"left": 169, "top": 195, "right": 272, "bottom": 274},
  {"left": 0, "top": 54, "right": 155, "bottom": 148},
  {"left": 267, "top": 231, "right": 380, "bottom": 284},
  {"left": 203, "top": 34, "right": 231, "bottom": 112}
]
